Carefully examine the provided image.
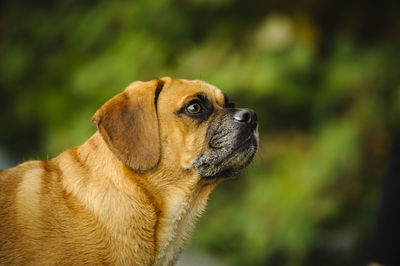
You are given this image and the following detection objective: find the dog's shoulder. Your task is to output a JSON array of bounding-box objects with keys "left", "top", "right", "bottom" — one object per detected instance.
[{"left": 1, "top": 160, "right": 42, "bottom": 198}]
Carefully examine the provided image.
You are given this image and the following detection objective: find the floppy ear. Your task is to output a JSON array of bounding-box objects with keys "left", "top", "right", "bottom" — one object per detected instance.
[{"left": 91, "top": 80, "right": 165, "bottom": 172}]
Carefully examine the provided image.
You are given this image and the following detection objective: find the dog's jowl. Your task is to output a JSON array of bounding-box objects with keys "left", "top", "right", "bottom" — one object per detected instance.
[{"left": 0, "top": 77, "right": 258, "bottom": 265}]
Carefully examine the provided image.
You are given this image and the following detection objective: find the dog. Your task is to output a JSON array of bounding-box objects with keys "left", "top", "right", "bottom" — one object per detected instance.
[{"left": 0, "top": 77, "right": 258, "bottom": 265}]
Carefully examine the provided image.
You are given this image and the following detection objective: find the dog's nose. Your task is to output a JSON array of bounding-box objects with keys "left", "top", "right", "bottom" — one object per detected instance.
[{"left": 233, "top": 109, "right": 257, "bottom": 129}]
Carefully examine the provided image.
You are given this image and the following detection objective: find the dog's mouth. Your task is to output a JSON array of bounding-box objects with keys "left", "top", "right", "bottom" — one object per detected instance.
[
  {"left": 193, "top": 130, "right": 258, "bottom": 180},
  {"left": 206, "top": 139, "right": 257, "bottom": 179},
  {"left": 193, "top": 107, "right": 259, "bottom": 180}
]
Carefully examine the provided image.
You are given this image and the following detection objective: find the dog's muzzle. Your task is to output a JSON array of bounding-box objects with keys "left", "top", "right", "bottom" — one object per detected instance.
[{"left": 194, "top": 108, "right": 259, "bottom": 179}]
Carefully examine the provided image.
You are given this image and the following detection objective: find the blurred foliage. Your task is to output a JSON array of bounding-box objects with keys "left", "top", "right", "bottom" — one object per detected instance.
[{"left": 1, "top": 0, "right": 400, "bottom": 265}]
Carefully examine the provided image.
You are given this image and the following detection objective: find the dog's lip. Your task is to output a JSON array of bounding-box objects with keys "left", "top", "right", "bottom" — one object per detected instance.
[
  {"left": 208, "top": 133, "right": 257, "bottom": 167},
  {"left": 234, "top": 132, "right": 257, "bottom": 151},
  {"left": 209, "top": 128, "right": 257, "bottom": 150},
  {"left": 201, "top": 137, "right": 257, "bottom": 180}
]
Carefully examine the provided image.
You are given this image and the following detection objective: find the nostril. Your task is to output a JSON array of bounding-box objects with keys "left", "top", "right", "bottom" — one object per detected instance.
[
  {"left": 253, "top": 112, "right": 257, "bottom": 123},
  {"left": 233, "top": 109, "right": 251, "bottom": 123}
]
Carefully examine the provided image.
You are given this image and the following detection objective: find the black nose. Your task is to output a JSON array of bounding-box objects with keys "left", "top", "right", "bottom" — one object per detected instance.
[{"left": 233, "top": 109, "right": 257, "bottom": 129}]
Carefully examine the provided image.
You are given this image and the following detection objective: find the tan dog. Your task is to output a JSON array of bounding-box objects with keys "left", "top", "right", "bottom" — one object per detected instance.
[{"left": 0, "top": 77, "right": 258, "bottom": 265}]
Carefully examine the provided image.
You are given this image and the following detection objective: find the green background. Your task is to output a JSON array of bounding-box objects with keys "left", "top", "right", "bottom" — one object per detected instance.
[{"left": 1, "top": 0, "right": 400, "bottom": 265}]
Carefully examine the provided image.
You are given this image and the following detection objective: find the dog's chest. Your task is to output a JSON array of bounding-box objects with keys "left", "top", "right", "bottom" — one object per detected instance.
[{"left": 154, "top": 187, "right": 212, "bottom": 265}]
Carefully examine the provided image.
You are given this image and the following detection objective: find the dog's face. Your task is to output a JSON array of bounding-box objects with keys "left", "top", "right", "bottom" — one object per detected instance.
[{"left": 92, "top": 77, "right": 258, "bottom": 182}]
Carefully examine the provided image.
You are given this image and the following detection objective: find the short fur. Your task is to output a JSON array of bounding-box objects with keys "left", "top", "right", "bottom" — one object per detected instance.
[{"left": 0, "top": 77, "right": 258, "bottom": 265}]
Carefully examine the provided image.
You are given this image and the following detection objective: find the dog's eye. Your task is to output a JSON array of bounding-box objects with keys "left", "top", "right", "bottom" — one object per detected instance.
[
  {"left": 175, "top": 96, "right": 211, "bottom": 121},
  {"left": 186, "top": 102, "right": 202, "bottom": 114}
]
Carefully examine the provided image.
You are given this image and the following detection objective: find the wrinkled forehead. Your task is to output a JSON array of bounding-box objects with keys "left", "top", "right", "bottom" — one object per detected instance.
[{"left": 163, "top": 78, "right": 226, "bottom": 107}]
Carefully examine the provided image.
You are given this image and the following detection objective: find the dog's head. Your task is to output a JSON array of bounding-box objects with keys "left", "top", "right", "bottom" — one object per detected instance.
[{"left": 92, "top": 77, "right": 258, "bottom": 181}]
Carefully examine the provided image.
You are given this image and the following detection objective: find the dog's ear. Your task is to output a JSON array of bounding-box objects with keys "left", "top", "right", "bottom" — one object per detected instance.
[{"left": 92, "top": 80, "right": 165, "bottom": 172}]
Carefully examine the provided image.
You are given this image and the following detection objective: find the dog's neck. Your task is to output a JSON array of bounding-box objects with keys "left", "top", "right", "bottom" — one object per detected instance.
[
  {"left": 56, "top": 132, "right": 217, "bottom": 264},
  {"left": 73, "top": 131, "right": 214, "bottom": 210}
]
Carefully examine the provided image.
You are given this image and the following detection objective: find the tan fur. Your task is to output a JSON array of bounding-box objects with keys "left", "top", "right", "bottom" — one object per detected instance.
[{"left": 0, "top": 77, "right": 229, "bottom": 265}]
